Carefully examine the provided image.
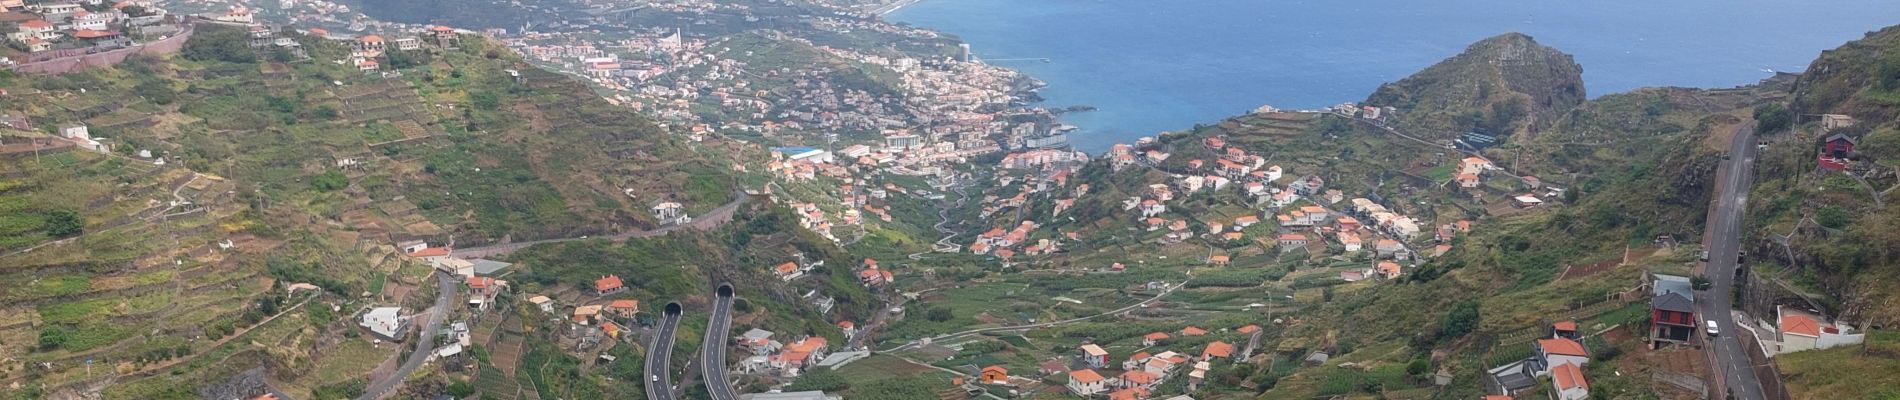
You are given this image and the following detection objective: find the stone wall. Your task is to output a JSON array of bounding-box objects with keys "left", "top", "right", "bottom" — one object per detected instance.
[{"left": 9, "top": 22, "right": 195, "bottom": 75}]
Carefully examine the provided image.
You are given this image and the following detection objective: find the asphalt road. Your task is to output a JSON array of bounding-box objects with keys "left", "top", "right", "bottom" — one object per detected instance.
[
  {"left": 702, "top": 284, "right": 739, "bottom": 400},
  {"left": 647, "top": 303, "right": 684, "bottom": 400},
  {"left": 358, "top": 272, "right": 456, "bottom": 400},
  {"left": 1699, "top": 121, "right": 1767, "bottom": 400}
]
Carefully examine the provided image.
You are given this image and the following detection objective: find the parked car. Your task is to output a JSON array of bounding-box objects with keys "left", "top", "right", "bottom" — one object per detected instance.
[{"left": 1705, "top": 320, "right": 1720, "bottom": 337}]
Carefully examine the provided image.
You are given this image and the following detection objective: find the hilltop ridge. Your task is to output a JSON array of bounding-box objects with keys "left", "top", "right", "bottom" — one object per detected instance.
[{"left": 1365, "top": 32, "right": 1586, "bottom": 140}]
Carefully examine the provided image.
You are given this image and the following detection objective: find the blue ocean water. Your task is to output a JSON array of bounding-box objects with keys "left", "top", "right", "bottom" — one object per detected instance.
[{"left": 889, "top": 0, "right": 1900, "bottom": 152}]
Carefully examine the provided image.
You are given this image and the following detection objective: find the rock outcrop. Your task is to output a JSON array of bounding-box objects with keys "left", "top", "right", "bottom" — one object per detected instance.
[{"left": 1365, "top": 33, "right": 1586, "bottom": 140}]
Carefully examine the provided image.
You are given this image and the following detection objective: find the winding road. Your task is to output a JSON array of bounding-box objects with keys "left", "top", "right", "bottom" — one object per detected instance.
[
  {"left": 909, "top": 175, "right": 971, "bottom": 260},
  {"left": 701, "top": 284, "right": 739, "bottom": 400},
  {"left": 646, "top": 302, "right": 684, "bottom": 400},
  {"left": 1699, "top": 121, "right": 1769, "bottom": 400},
  {"left": 357, "top": 272, "right": 456, "bottom": 400},
  {"left": 453, "top": 190, "right": 748, "bottom": 259}
]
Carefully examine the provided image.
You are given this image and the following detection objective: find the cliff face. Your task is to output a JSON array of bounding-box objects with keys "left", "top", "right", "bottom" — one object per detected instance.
[
  {"left": 1365, "top": 33, "right": 1586, "bottom": 140},
  {"left": 1789, "top": 25, "right": 1900, "bottom": 123}
]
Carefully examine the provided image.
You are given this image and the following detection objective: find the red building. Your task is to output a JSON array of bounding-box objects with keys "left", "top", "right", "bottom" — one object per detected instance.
[
  {"left": 1649, "top": 275, "right": 1697, "bottom": 348},
  {"left": 1819, "top": 133, "right": 1856, "bottom": 171}
]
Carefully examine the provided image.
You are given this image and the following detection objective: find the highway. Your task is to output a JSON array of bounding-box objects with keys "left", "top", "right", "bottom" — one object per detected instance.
[
  {"left": 1699, "top": 121, "right": 1767, "bottom": 400},
  {"left": 646, "top": 302, "right": 684, "bottom": 400},
  {"left": 702, "top": 284, "right": 739, "bottom": 400},
  {"left": 358, "top": 272, "right": 456, "bottom": 400}
]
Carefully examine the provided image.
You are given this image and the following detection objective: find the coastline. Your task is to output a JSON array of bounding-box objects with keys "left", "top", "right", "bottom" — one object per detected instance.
[{"left": 872, "top": 0, "right": 927, "bottom": 16}]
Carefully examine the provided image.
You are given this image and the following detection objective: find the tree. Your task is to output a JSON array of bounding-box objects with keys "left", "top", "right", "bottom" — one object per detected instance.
[
  {"left": 1436, "top": 302, "right": 1480, "bottom": 340},
  {"left": 924, "top": 306, "right": 954, "bottom": 322},
  {"left": 43, "top": 210, "right": 82, "bottom": 237},
  {"left": 37, "top": 327, "right": 67, "bottom": 349},
  {"left": 1754, "top": 103, "right": 1792, "bottom": 134},
  {"left": 310, "top": 171, "right": 349, "bottom": 192},
  {"left": 181, "top": 25, "right": 257, "bottom": 64},
  {"left": 1405, "top": 358, "right": 1430, "bottom": 376}
]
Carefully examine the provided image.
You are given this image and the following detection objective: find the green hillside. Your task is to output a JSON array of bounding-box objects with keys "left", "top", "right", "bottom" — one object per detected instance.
[{"left": 1365, "top": 33, "right": 1587, "bottom": 140}]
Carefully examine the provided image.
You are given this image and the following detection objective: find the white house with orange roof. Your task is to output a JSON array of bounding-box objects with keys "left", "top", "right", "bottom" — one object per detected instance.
[
  {"left": 1550, "top": 362, "right": 1588, "bottom": 400},
  {"left": 1775, "top": 305, "right": 1863, "bottom": 354},
  {"left": 1068, "top": 369, "right": 1108, "bottom": 396},
  {"left": 773, "top": 261, "right": 803, "bottom": 281},
  {"left": 1459, "top": 156, "right": 1494, "bottom": 175},
  {"left": 11, "top": 19, "right": 57, "bottom": 42}
]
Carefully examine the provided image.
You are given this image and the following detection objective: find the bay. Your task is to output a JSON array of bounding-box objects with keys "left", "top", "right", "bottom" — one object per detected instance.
[{"left": 888, "top": 0, "right": 1900, "bottom": 152}]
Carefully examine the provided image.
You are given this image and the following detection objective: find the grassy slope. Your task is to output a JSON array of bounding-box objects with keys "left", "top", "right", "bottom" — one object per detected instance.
[
  {"left": 0, "top": 24, "right": 750, "bottom": 398},
  {"left": 1750, "top": 25, "right": 1900, "bottom": 327},
  {"left": 1777, "top": 330, "right": 1900, "bottom": 399}
]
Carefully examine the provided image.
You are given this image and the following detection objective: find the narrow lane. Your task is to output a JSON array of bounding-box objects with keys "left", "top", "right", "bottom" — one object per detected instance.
[
  {"left": 358, "top": 273, "right": 455, "bottom": 400},
  {"left": 1699, "top": 121, "right": 1768, "bottom": 400}
]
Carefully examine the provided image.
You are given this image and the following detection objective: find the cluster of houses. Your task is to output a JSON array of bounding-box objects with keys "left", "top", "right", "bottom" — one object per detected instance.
[
  {"left": 1487, "top": 322, "right": 1595, "bottom": 400},
  {"left": 854, "top": 258, "right": 893, "bottom": 287},
  {"left": 1451, "top": 155, "right": 1554, "bottom": 207},
  {"left": 969, "top": 221, "right": 1044, "bottom": 259},
  {"left": 311, "top": 23, "right": 456, "bottom": 71},
  {"left": 1, "top": 0, "right": 167, "bottom": 57},
  {"left": 1046, "top": 325, "right": 1256, "bottom": 399},
  {"left": 763, "top": 146, "right": 936, "bottom": 243},
  {"left": 733, "top": 327, "right": 835, "bottom": 378},
  {"left": 999, "top": 148, "right": 1089, "bottom": 170}
]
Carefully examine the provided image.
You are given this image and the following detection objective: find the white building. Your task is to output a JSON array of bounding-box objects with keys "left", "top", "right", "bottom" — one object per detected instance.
[
  {"left": 359, "top": 307, "right": 410, "bottom": 341},
  {"left": 1776, "top": 306, "right": 1865, "bottom": 354}
]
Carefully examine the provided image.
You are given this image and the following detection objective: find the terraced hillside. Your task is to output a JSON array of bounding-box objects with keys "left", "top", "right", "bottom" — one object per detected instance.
[{"left": 0, "top": 23, "right": 754, "bottom": 399}]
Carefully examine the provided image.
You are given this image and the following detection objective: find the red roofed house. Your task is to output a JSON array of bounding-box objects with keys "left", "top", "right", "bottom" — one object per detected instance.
[
  {"left": 1535, "top": 338, "right": 1589, "bottom": 371},
  {"left": 10, "top": 19, "right": 56, "bottom": 42},
  {"left": 1457, "top": 172, "right": 1481, "bottom": 189},
  {"left": 1201, "top": 341, "right": 1235, "bottom": 361},
  {"left": 608, "top": 299, "right": 639, "bottom": 316},
  {"left": 1238, "top": 324, "right": 1261, "bottom": 334},
  {"left": 1277, "top": 233, "right": 1309, "bottom": 251},
  {"left": 1143, "top": 332, "right": 1169, "bottom": 346},
  {"left": 430, "top": 24, "right": 459, "bottom": 47},
  {"left": 1118, "top": 370, "right": 1160, "bottom": 389},
  {"left": 772, "top": 337, "right": 830, "bottom": 373},
  {"left": 1040, "top": 359, "right": 1069, "bottom": 377},
  {"left": 1776, "top": 305, "right": 1864, "bottom": 354},
  {"left": 1068, "top": 369, "right": 1108, "bottom": 396},
  {"left": 407, "top": 246, "right": 452, "bottom": 264},
  {"left": 1108, "top": 387, "right": 1150, "bottom": 400},
  {"left": 1181, "top": 326, "right": 1207, "bottom": 336},
  {"left": 774, "top": 261, "right": 802, "bottom": 281},
  {"left": 1376, "top": 261, "right": 1402, "bottom": 279},
  {"left": 594, "top": 275, "right": 626, "bottom": 295},
  {"left": 1552, "top": 320, "right": 1580, "bottom": 340},
  {"left": 981, "top": 365, "right": 1009, "bottom": 385},
  {"left": 1122, "top": 352, "right": 1152, "bottom": 370},
  {"left": 1550, "top": 362, "right": 1589, "bottom": 400}
]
